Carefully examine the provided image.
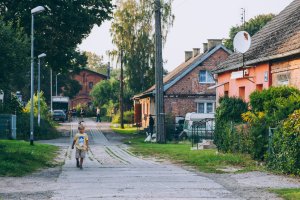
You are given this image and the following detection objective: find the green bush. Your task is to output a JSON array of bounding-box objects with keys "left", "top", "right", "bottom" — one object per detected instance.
[
  {"left": 216, "top": 96, "right": 248, "bottom": 123},
  {"left": 245, "top": 86, "right": 300, "bottom": 160},
  {"left": 214, "top": 96, "right": 248, "bottom": 152},
  {"left": 267, "top": 110, "right": 300, "bottom": 175},
  {"left": 249, "top": 86, "right": 300, "bottom": 125},
  {"left": 16, "top": 113, "right": 60, "bottom": 140},
  {"left": 112, "top": 110, "right": 134, "bottom": 124}
]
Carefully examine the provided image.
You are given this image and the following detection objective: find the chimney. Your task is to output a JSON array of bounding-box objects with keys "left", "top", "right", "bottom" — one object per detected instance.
[
  {"left": 203, "top": 43, "right": 208, "bottom": 53},
  {"left": 193, "top": 48, "right": 200, "bottom": 57},
  {"left": 185, "top": 51, "right": 193, "bottom": 62},
  {"left": 207, "top": 39, "right": 223, "bottom": 51}
]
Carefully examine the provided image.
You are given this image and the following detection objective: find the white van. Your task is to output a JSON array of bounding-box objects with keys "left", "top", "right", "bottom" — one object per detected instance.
[{"left": 182, "top": 112, "right": 215, "bottom": 138}]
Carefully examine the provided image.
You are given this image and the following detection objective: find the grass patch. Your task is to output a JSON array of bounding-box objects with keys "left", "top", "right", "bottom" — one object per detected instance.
[
  {"left": 111, "top": 126, "right": 139, "bottom": 135},
  {"left": 125, "top": 136, "right": 260, "bottom": 173},
  {"left": 0, "top": 140, "right": 59, "bottom": 177},
  {"left": 270, "top": 188, "right": 300, "bottom": 200}
]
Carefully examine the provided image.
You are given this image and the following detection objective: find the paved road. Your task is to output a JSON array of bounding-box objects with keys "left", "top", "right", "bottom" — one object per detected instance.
[
  {"left": 51, "top": 119, "right": 240, "bottom": 200},
  {"left": 2, "top": 119, "right": 298, "bottom": 199}
]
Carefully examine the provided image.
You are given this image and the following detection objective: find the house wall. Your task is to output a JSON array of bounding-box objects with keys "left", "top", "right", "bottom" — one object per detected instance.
[
  {"left": 139, "top": 97, "right": 155, "bottom": 127},
  {"left": 136, "top": 48, "right": 230, "bottom": 128},
  {"left": 271, "top": 57, "right": 300, "bottom": 89},
  {"left": 216, "top": 62, "right": 270, "bottom": 103},
  {"left": 70, "top": 70, "right": 106, "bottom": 108},
  {"left": 164, "top": 98, "right": 196, "bottom": 117},
  {"left": 166, "top": 49, "right": 229, "bottom": 94}
]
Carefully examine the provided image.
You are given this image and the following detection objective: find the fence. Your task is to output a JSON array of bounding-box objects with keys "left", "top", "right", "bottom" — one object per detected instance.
[
  {"left": 0, "top": 114, "right": 17, "bottom": 139},
  {"left": 191, "top": 119, "right": 215, "bottom": 148},
  {"left": 268, "top": 126, "right": 277, "bottom": 155}
]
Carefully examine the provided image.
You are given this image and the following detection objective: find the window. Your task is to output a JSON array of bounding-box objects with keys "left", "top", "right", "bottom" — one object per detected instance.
[
  {"left": 89, "top": 82, "right": 93, "bottom": 89},
  {"left": 256, "top": 84, "right": 263, "bottom": 91},
  {"left": 207, "top": 103, "right": 213, "bottom": 113},
  {"left": 197, "top": 102, "right": 215, "bottom": 113},
  {"left": 198, "top": 103, "right": 205, "bottom": 113},
  {"left": 239, "top": 86, "right": 245, "bottom": 101},
  {"left": 199, "top": 70, "right": 215, "bottom": 83}
]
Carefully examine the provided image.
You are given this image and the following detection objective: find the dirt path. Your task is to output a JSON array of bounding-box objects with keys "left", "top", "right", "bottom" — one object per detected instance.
[{"left": 0, "top": 119, "right": 299, "bottom": 200}]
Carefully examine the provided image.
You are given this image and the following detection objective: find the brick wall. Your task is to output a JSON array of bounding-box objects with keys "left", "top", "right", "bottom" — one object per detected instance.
[
  {"left": 164, "top": 98, "right": 196, "bottom": 116},
  {"left": 70, "top": 70, "right": 106, "bottom": 108},
  {"left": 166, "top": 49, "right": 229, "bottom": 95},
  {"left": 164, "top": 49, "right": 229, "bottom": 117}
]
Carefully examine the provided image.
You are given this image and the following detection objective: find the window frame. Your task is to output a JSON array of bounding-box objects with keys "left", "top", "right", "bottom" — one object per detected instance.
[
  {"left": 196, "top": 102, "right": 215, "bottom": 114},
  {"left": 199, "top": 70, "right": 215, "bottom": 84}
]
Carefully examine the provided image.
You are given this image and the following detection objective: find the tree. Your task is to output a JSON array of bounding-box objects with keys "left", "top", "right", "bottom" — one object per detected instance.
[
  {"left": 90, "top": 78, "right": 120, "bottom": 107},
  {"left": 0, "top": 0, "right": 114, "bottom": 99},
  {"left": 110, "top": 0, "right": 174, "bottom": 94},
  {"left": 84, "top": 51, "right": 108, "bottom": 75},
  {"left": 0, "top": 18, "right": 30, "bottom": 110},
  {"left": 224, "top": 14, "right": 274, "bottom": 51},
  {"left": 24, "top": 91, "right": 49, "bottom": 118}
]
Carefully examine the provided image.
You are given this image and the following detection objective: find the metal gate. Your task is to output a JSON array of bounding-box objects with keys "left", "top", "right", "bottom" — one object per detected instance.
[
  {"left": 191, "top": 119, "right": 214, "bottom": 148},
  {"left": 0, "top": 114, "right": 17, "bottom": 139}
]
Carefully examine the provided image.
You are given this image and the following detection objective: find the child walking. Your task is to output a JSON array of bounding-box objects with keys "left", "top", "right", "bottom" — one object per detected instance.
[{"left": 72, "top": 123, "right": 89, "bottom": 169}]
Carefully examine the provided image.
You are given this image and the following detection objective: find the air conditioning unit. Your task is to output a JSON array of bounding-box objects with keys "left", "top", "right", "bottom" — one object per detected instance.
[{"left": 243, "top": 69, "right": 249, "bottom": 76}]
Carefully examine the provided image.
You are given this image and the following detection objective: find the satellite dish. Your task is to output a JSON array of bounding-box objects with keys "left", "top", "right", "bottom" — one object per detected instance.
[{"left": 233, "top": 31, "right": 251, "bottom": 54}]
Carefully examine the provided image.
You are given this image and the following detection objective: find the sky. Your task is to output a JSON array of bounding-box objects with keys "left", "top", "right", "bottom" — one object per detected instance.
[{"left": 78, "top": 0, "right": 294, "bottom": 72}]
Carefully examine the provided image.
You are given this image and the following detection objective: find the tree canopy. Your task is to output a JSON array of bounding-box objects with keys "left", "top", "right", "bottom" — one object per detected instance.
[
  {"left": 84, "top": 51, "right": 108, "bottom": 75},
  {"left": 0, "top": 0, "right": 114, "bottom": 73},
  {"left": 0, "top": 19, "right": 30, "bottom": 101},
  {"left": 110, "top": 0, "right": 174, "bottom": 94},
  {"left": 224, "top": 14, "right": 274, "bottom": 51},
  {"left": 0, "top": 0, "right": 113, "bottom": 103}
]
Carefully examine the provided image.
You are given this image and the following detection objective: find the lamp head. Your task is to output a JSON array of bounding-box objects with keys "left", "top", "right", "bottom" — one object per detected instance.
[
  {"left": 31, "top": 6, "right": 45, "bottom": 14},
  {"left": 38, "top": 53, "right": 46, "bottom": 58}
]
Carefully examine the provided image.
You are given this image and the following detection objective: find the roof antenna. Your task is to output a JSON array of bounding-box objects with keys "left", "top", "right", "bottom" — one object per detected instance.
[{"left": 241, "top": 8, "right": 246, "bottom": 30}]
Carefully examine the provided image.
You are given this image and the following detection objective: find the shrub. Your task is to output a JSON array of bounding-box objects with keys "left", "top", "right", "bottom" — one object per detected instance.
[
  {"left": 214, "top": 96, "right": 248, "bottom": 152},
  {"left": 112, "top": 110, "right": 134, "bottom": 124},
  {"left": 16, "top": 113, "right": 60, "bottom": 140},
  {"left": 267, "top": 109, "right": 300, "bottom": 175},
  {"left": 216, "top": 96, "right": 248, "bottom": 123},
  {"left": 245, "top": 86, "right": 300, "bottom": 160},
  {"left": 249, "top": 86, "right": 300, "bottom": 124}
]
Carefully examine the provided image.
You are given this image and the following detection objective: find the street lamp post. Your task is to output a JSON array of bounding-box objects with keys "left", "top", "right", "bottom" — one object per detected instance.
[
  {"left": 56, "top": 73, "right": 61, "bottom": 96},
  {"left": 30, "top": 6, "right": 45, "bottom": 145},
  {"left": 50, "top": 68, "right": 53, "bottom": 112},
  {"left": 37, "top": 53, "right": 46, "bottom": 127}
]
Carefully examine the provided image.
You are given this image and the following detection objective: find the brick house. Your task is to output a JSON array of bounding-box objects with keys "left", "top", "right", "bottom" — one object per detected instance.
[
  {"left": 212, "top": 0, "right": 300, "bottom": 102},
  {"left": 70, "top": 68, "right": 107, "bottom": 108},
  {"left": 133, "top": 40, "right": 231, "bottom": 128}
]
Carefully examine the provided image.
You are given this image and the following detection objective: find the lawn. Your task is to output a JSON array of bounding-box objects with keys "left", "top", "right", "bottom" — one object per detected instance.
[
  {"left": 0, "top": 140, "right": 59, "bottom": 177},
  {"left": 125, "top": 136, "right": 260, "bottom": 173},
  {"left": 111, "top": 125, "right": 139, "bottom": 135},
  {"left": 270, "top": 188, "right": 300, "bottom": 200}
]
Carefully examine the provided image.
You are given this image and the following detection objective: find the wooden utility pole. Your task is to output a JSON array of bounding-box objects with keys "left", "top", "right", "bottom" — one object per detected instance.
[
  {"left": 155, "top": 0, "right": 165, "bottom": 143},
  {"left": 120, "top": 49, "right": 124, "bottom": 129}
]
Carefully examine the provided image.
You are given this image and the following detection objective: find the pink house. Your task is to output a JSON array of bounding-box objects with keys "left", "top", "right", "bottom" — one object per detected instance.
[{"left": 213, "top": 0, "right": 300, "bottom": 102}]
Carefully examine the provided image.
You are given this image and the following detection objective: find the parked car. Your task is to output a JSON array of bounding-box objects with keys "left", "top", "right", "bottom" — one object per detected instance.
[
  {"left": 52, "top": 110, "right": 66, "bottom": 122},
  {"left": 181, "top": 112, "right": 215, "bottom": 138}
]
